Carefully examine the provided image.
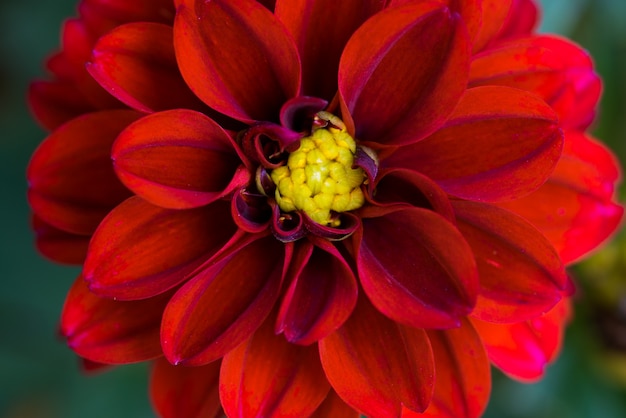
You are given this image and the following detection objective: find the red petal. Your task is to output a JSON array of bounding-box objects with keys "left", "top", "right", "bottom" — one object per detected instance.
[
  {"left": 275, "top": 0, "right": 385, "bottom": 100},
  {"left": 471, "top": 298, "right": 571, "bottom": 382},
  {"left": 339, "top": 2, "right": 470, "bottom": 146},
  {"left": 150, "top": 358, "right": 221, "bottom": 418},
  {"left": 471, "top": 0, "right": 512, "bottom": 52},
  {"left": 27, "top": 80, "right": 96, "bottom": 131},
  {"left": 357, "top": 207, "right": 478, "bottom": 329},
  {"left": 319, "top": 296, "right": 435, "bottom": 417},
  {"left": 407, "top": 318, "right": 491, "bottom": 418},
  {"left": 60, "top": 276, "right": 167, "bottom": 364},
  {"left": 386, "top": 86, "right": 563, "bottom": 202},
  {"left": 79, "top": 0, "right": 175, "bottom": 35},
  {"left": 499, "top": 131, "right": 624, "bottom": 264},
  {"left": 310, "top": 390, "right": 359, "bottom": 418},
  {"left": 112, "top": 109, "right": 247, "bottom": 209},
  {"left": 276, "top": 238, "right": 357, "bottom": 345},
  {"left": 453, "top": 200, "right": 567, "bottom": 323},
  {"left": 84, "top": 196, "right": 236, "bottom": 300},
  {"left": 496, "top": 0, "right": 539, "bottom": 40},
  {"left": 220, "top": 317, "right": 329, "bottom": 418},
  {"left": 27, "top": 110, "right": 139, "bottom": 235},
  {"left": 87, "top": 22, "right": 206, "bottom": 113},
  {"left": 161, "top": 234, "right": 286, "bottom": 366},
  {"left": 174, "top": 0, "right": 300, "bottom": 123},
  {"left": 31, "top": 215, "right": 89, "bottom": 265}
]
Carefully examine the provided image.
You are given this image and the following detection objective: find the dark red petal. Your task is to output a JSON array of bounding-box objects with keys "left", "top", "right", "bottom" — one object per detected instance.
[
  {"left": 319, "top": 296, "right": 435, "bottom": 417},
  {"left": 499, "top": 131, "right": 624, "bottom": 264},
  {"left": 31, "top": 215, "right": 89, "bottom": 265},
  {"left": 174, "top": 0, "right": 300, "bottom": 123},
  {"left": 275, "top": 0, "right": 385, "bottom": 100},
  {"left": 87, "top": 22, "right": 206, "bottom": 113},
  {"left": 386, "top": 86, "right": 563, "bottom": 202},
  {"left": 407, "top": 319, "right": 491, "bottom": 418},
  {"left": 79, "top": 0, "right": 175, "bottom": 34},
  {"left": 162, "top": 234, "right": 286, "bottom": 366},
  {"left": 471, "top": 0, "right": 512, "bottom": 52},
  {"left": 84, "top": 196, "right": 236, "bottom": 300},
  {"left": 150, "top": 358, "right": 221, "bottom": 418},
  {"left": 112, "top": 109, "right": 247, "bottom": 209},
  {"left": 339, "top": 2, "right": 470, "bottom": 146},
  {"left": 220, "top": 317, "right": 329, "bottom": 418},
  {"left": 453, "top": 200, "right": 566, "bottom": 323},
  {"left": 472, "top": 298, "right": 571, "bottom": 382},
  {"left": 357, "top": 207, "right": 478, "bottom": 329},
  {"left": 276, "top": 238, "right": 357, "bottom": 345},
  {"left": 60, "top": 276, "right": 167, "bottom": 364},
  {"left": 310, "top": 390, "right": 359, "bottom": 418},
  {"left": 27, "top": 110, "right": 139, "bottom": 235},
  {"left": 28, "top": 80, "right": 96, "bottom": 131}
]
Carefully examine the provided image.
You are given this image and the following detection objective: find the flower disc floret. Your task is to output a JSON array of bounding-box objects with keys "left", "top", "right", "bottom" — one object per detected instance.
[{"left": 270, "top": 121, "right": 365, "bottom": 227}]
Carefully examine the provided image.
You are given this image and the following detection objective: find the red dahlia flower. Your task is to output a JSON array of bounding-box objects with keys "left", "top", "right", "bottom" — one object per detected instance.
[{"left": 27, "top": 0, "right": 623, "bottom": 417}]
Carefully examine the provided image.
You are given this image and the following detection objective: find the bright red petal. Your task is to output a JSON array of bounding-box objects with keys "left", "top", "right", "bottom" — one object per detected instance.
[
  {"left": 27, "top": 110, "right": 139, "bottom": 235},
  {"left": 405, "top": 318, "right": 491, "bottom": 418},
  {"left": 276, "top": 238, "right": 357, "bottom": 345},
  {"left": 471, "top": 0, "right": 513, "bottom": 52},
  {"left": 60, "top": 276, "right": 167, "bottom": 364},
  {"left": 472, "top": 298, "right": 571, "bottom": 382},
  {"left": 87, "top": 22, "right": 206, "bottom": 113},
  {"left": 310, "top": 390, "right": 359, "bottom": 418},
  {"left": 357, "top": 207, "right": 478, "bottom": 329},
  {"left": 496, "top": 0, "right": 539, "bottom": 40},
  {"left": 174, "top": 0, "right": 300, "bottom": 123},
  {"left": 150, "top": 358, "right": 222, "bottom": 418},
  {"left": 84, "top": 197, "right": 236, "bottom": 300},
  {"left": 220, "top": 317, "right": 329, "bottom": 418},
  {"left": 453, "top": 200, "right": 567, "bottom": 323},
  {"left": 112, "top": 109, "right": 248, "bottom": 209},
  {"left": 161, "top": 234, "right": 286, "bottom": 366},
  {"left": 385, "top": 86, "right": 563, "bottom": 202},
  {"left": 339, "top": 1, "right": 470, "bottom": 146},
  {"left": 319, "top": 296, "right": 434, "bottom": 417}
]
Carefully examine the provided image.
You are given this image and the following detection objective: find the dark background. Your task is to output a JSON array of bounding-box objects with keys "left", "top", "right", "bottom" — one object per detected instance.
[{"left": 1, "top": 0, "right": 625, "bottom": 417}]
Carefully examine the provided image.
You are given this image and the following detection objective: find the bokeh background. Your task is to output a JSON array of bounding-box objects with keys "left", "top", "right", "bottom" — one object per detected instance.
[{"left": 1, "top": 0, "right": 625, "bottom": 417}]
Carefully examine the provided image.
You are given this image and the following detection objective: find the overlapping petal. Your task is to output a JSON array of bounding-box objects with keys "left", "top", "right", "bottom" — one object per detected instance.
[
  {"left": 161, "top": 234, "right": 287, "bottom": 366},
  {"left": 319, "top": 296, "right": 435, "bottom": 417},
  {"left": 28, "top": 80, "right": 96, "bottom": 131},
  {"left": 173, "top": 0, "right": 300, "bottom": 123},
  {"left": 220, "top": 317, "right": 329, "bottom": 418},
  {"left": 84, "top": 196, "right": 236, "bottom": 300},
  {"left": 60, "top": 276, "right": 167, "bottom": 364},
  {"left": 472, "top": 298, "right": 571, "bottom": 381},
  {"left": 112, "top": 109, "right": 248, "bottom": 209},
  {"left": 87, "top": 22, "right": 206, "bottom": 113},
  {"left": 385, "top": 86, "right": 563, "bottom": 202},
  {"left": 27, "top": 110, "right": 139, "bottom": 235},
  {"left": 310, "top": 390, "right": 359, "bottom": 418},
  {"left": 150, "top": 358, "right": 222, "bottom": 418},
  {"left": 276, "top": 238, "right": 357, "bottom": 345},
  {"left": 452, "top": 200, "right": 567, "bottom": 323},
  {"left": 31, "top": 215, "right": 89, "bottom": 265},
  {"left": 357, "top": 207, "right": 478, "bottom": 329},
  {"left": 339, "top": 1, "right": 470, "bottom": 146}
]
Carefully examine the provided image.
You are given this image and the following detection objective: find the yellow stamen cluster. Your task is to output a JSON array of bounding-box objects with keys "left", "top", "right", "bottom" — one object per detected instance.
[{"left": 270, "top": 124, "right": 365, "bottom": 227}]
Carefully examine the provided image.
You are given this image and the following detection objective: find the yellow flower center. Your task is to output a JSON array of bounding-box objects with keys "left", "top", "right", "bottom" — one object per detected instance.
[{"left": 270, "top": 117, "right": 365, "bottom": 227}]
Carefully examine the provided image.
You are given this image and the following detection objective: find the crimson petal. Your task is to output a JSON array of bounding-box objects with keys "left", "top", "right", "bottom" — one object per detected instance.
[
  {"left": 84, "top": 196, "right": 235, "bottom": 300},
  {"left": 276, "top": 238, "right": 358, "bottom": 345},
  {"left": 161, "top": 234, "right": 287, "bottom": 366},
  {"left": 310, "top": 390, "right": 359, "bottom": 418},
  {"left": 112, "top": 109, "right": 247, "bottom": 209},
  {"left": 357, "top": 207, "right": 478, "bottom": 329},
  {"left": 470, "top": 0, "right": 512, "bottom": 52},
  {"left": 150, "top": 358, "right": 222, "bottom": 418},
  {"left": 319, "top": 296, "right": 434, "bottom": 417},
  {"left": 87, "top": 22, "right": 206, "bottom": 113},
  {"left": 386, "top": 86, "right": 563, "bottom": 202},
  {"left": 220, "top": 317, "right": 329, "bottom": 418},
  {"left": 471, "top": 298, "right": 571, "bottom": 382},
  {"left": 31, "top": 215, "right": 89, "bottom": 265},
  {"left": 28, "top": 80, "right": 96, "bottom": 131},
  {"left": 339, "top": 1, "right": 470, "bottom": 146},
  {"left": 60, "top": 276, "right": 167, "bottom": 364},
  {"left": 27, "top": 110, "right": 139, "bottom": 235},
  {"left": 453, "top": 200, "right": 567, "bottom": 323},
  {"left": 174, "top": 0, "right": 300, "bottom": 123}
]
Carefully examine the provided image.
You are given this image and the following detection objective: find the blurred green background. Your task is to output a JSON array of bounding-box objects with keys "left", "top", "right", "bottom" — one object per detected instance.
[{"left": 1, "top": 0, "right": 625, "bottom": 417}]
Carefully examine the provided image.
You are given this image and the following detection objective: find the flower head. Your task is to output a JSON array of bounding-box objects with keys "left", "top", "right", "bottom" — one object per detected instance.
[{"left": 27, "top": 0, "right": 623, "bottom": 417}]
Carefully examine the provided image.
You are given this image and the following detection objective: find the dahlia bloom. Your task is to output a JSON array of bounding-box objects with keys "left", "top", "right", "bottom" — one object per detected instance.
[{"left": 27, "top": 0, "right": 623, "bottom": 417}]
